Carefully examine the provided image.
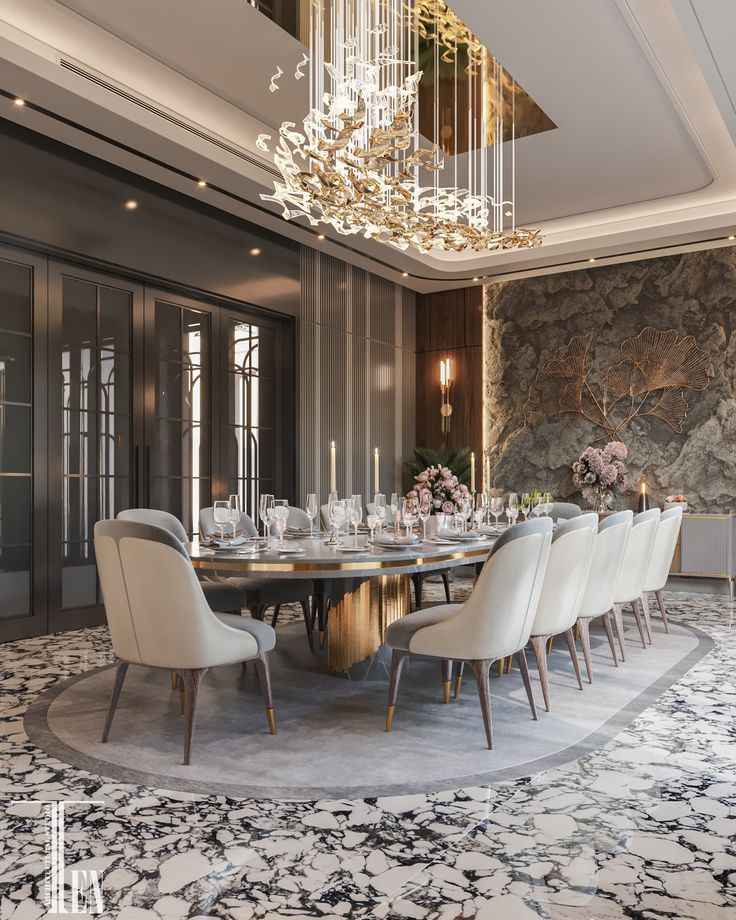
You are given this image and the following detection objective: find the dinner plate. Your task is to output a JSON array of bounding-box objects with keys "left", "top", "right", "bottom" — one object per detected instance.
[
  {"left": 338, "top": 545, "right": 370, "bottom": 553},
  {"left": 273, "top": 546, "right": 306, "bottom": 555}
]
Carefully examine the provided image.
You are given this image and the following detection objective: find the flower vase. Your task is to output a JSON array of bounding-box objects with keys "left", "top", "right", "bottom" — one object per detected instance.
[{"left": 592, "top": 486, "right": 608, "bottom": 514}]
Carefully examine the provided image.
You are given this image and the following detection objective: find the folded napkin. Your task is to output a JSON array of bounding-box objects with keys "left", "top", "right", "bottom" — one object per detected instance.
[
  {"left": 372, "top": 534, "right": 419, "bottom": 547},
  {"left": 203, "top": 535, "right": 248, "bottom": 548},
  {"left": 478, "top": 524, "right": 501, "bottom": 535}
]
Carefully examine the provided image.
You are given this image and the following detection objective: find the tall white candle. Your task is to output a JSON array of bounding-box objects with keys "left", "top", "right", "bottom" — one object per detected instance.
[
  {"left": 374, "top": 446, "right": 380, "bottom": 493},
  {"left": 330, "top": 441, "right": 336, "bottom": 494},
  {"left": 470, "top": 452, "right": 476, "bottom": 492}
]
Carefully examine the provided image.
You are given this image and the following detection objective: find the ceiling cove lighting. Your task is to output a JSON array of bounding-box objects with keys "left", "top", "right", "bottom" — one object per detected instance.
[{"left": 261, "top": 0, "right": 541, "bottom": 254}]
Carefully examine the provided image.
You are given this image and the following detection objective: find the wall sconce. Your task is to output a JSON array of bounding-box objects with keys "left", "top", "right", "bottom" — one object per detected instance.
[{"left": 440, "top": 357, "right": 453, "bottom": 434}]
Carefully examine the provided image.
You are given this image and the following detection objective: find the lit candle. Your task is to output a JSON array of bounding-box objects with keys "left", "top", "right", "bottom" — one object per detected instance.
[
  {"left": 330, "top": 441, "right": 336, "bottom": 494},
  {"left": 374, "top": 446, "right": 380, "bottom": 493},
  {"left": 470, "top": 452, "right": 476, "bottom": 492}
]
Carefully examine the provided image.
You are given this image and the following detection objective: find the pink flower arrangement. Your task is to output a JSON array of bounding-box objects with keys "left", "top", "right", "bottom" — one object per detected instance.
[
  {"left": 407, "top": 464, "right": 470, "bottom": 511},
  {"left": 572, "top": 441, "right": 628, "bottom": 509}
]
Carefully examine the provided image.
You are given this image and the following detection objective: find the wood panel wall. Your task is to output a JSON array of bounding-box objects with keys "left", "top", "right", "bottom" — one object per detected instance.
[{"left": 415, "top": 287, "right": 483, "bottom": 463}]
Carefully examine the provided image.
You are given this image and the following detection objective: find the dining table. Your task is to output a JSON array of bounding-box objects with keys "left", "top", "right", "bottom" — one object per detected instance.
[{"left": 189, "top": 532, "right": 498, "bottom": 673}]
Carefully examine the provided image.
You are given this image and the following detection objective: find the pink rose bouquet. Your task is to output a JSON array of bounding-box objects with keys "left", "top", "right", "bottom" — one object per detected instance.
[{"left": 407, "top": 464, "right": 470, "bottom": 511}]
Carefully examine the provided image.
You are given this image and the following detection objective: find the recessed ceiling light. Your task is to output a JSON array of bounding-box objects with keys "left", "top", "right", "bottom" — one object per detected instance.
[
  {"left": 729, "top": 235, "right": 735, "bottom": 241},
  {"left": 250, "top": 247, "right": 261, "bottom": 256},
  {"left": 402, "top": 271, "right": 409, "bottom": 277},
  {"left": 472, "top": 276, "right": 479, "bottom": 281},
  {"left": 124, "top": 200, "right": 138, "bottom": 210},
  {"left": 318, "top": 234, "right": 325, "bottom": 240},
  {"left": 13, "top": 97, "right": 25, "bottom": 107},
  {"left": 197, "top": 179, "right": 207, "bottom": 188},
  {"left": 504, "top": 210, "right": 512, "bottom": 217},
  {"left": 588, "top": 257, "right": 596, "bottom": 262}
]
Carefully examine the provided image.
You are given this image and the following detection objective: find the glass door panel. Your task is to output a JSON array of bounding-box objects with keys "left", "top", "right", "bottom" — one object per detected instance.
[
  {"left": 49, "top": 265, "right": 139, "bottom": 631},
  {"left": 146, "top": 295, "right": 212, "bottom": 537}
]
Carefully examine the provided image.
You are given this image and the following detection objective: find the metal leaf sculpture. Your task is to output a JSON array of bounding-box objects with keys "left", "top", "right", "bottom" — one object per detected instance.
[{"left": 525, "top": 326, "right": 710, "bottom": 440}]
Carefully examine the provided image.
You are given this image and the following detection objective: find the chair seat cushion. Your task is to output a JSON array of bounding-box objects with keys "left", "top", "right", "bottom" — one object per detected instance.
[
  {"left": 229, "top": 577, "right": 315, "bottom": 607},
  {"left": 215, "top": 613, "right": 276, "bottom": 653},
  {"left": 385, "top": 604, "right": 464, "bottom": 652},
  {"left": 200, "top": 580, "right": 246, "bottom": 613}
]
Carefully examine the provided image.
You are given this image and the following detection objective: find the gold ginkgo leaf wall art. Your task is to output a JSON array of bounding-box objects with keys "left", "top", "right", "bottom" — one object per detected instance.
[{"left": 525, "top": 327, "right": 711, "bottom": 441}]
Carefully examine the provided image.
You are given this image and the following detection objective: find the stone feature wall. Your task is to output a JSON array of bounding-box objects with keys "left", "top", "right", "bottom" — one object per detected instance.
[{"left": 483, "top": 247, "right": 736, "bottom": 512}]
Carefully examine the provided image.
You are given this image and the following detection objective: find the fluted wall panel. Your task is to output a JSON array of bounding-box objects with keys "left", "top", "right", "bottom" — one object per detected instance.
[{"left": 299, "top": 248, "right": 415, "bottom": 504}]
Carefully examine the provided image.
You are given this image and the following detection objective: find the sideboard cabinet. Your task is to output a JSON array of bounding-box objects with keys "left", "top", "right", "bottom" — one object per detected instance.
[{"left": 669, "top": 512, "right": 735, "bottom": 599}]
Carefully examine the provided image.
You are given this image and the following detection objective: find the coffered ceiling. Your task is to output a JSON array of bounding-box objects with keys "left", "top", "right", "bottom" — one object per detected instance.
[{"left": 0, "top": 0, "right": 734, "bottom": 291}]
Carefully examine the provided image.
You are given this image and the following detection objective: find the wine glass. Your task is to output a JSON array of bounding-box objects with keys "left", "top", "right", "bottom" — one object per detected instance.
[
  {"left": 520, "top": 492, "right": 531, "bottom": 520},
  {"left": 274, "top": 515, "right": 288, "bottom": 549},
  {"left": 491, "top": 496, "right": 504, "bottom": 528},
  {"left": 273, "top": 505, "right": 289, "bottom": 548},
  {"left": 458, "top": 496, "right": 472, "bottom": 532},
  {"left": 350, "top": 494, "right": 363, "bottom": 546},
  {"left": 505, "top": 492, "right": 518, "bottom": 527},
  {"left": 473, "top": 493, "right": 485, "bottom": 532},
  {"left": 228, "top": 493, "right": 241, "bottom": 539},
  {"left": 419, "top": 493, "right": 431, "bottom": 541},
  {"left": 374, "top": 493, "right": 387, "bottom": 533},
  {"left": 328, "top": 499, "right": 346, "bottom": 545},
  {"left": 259, "top": 493, "right": 274, "bottom": 538},
  {"left": 306, "top": 493, "right": 318, "bottom": 536},
  {"left": 367, "top": 512, "right": 378, "bottom": 542},
  {"left": 402, "top": 497, "right": 415, "bottom": 541},
  {"left": 542, "top": 492, "right": 554, "bottom": 517},
  {"left": 390, "top": 492, "right": 400, "bottom": 533},
  {"left": 531, "top": 493, "right": 543, "bottom": 517},
  {"left": 213, "top": 500, "right": 230, "bottom": 541}
]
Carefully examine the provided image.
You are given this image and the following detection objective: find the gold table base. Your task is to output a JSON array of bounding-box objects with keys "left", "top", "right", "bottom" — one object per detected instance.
[{"left": 328, "top": 574, "right": 412, "bottom": 673}]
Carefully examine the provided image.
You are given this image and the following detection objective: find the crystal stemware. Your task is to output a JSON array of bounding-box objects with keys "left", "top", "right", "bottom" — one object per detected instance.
[
  {"left": 306, "top": 492, "right": 318, "bottom": 536},
  {"left": 213, "top": 501, "right": 230, "bottom": 541},
  {"left": 227, "top": 494, "right": 241, "bottom": 539},
  {"left": 350, "top": 494, "right": 363, "bottom": 547},
  {"left": 419, "top": 495, "right": 431, "bottom": 541},
  {"left": 374, "top": 493, "right": 387, "bottom": 533},
  {"left": 259, "top": 493, "right": 274, "bottom": 538}
]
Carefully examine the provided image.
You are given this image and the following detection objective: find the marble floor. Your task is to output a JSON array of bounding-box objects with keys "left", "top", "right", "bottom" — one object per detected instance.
[{"left": 0, "top": 586, "right": 734, "bottom": 919}]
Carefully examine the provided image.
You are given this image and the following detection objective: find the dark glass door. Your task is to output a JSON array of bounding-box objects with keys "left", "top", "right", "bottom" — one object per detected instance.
[
  {"left": 48, "top": 264, "right": 141, "bottom": 632},
  {"left": 145, "top": 292, "right": 214, "bottom": 537},
  {"left": 0, "top": 247, "right": 48, "bottom": 640}
]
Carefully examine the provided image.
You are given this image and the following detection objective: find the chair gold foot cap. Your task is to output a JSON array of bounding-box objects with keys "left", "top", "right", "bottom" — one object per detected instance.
[
  {"left": 266, "top": 708, "right": 277, "bottom": 734},
  {"left": 454, "top": 676, "right": 463, "bottom": 699},
  {"left": 442, "top": 680, "right": 451, "bottom": 704},
  {"left": 385, "top": 705, "right": 395, "bottom": 732},
  {"left": 170, "top": 670, "right": 178, "bottom": 690}
]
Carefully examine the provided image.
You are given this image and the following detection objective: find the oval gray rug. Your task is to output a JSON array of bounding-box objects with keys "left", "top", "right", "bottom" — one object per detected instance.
[{"left": 25, "top": 619, "right": 710, "bottom": 800}]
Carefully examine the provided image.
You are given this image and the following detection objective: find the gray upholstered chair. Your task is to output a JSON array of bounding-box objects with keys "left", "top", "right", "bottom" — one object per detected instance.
[
  {"left": 527, "top": 514, "right": 598, "bottom": 711},
  {"left": 640, "top": 506, "right": 682, "bottom": 635},
  {"left": 576, "top": 510, "right": 633, "bottom": 678},
  {"left": 383, "top": 517, "right": 553, "bottom": 749},
  {"left": 94, "top": 519, "right": 277, "bottom": 764},
  {"left": 613, "top": 508, "right": 661, "bottom": 649},
  {"left": 550, "top": 502, "right": 582, "bottom": 520},
  {"left": 286, "top": 506, "right": 311, "bottom": 529}
]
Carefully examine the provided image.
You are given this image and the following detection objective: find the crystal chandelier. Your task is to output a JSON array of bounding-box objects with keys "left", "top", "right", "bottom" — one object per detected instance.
[{"left": 261, "top": 0, "right": 541, "bottom": 254}]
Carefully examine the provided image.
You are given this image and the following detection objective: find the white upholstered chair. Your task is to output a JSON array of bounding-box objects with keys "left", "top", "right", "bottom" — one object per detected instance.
[
  {"left": 575, "top": 510, "right": 633, "bottom": 679},
  {"left": 383, "top": 517, "right": 553, "bottom": 749},
  {"left": 94, "top": 520, "right": 277, "bottom": 764},
  {"left": 286, "top": 505, "right": 311, "bottom": 529},
  {"left": 641, "top": 506, "right": 683, "bottom": 634},
  {"left": 199, "top": 506, "right": 259, "bottom": 538},
  {"left": 527, "top": 514, "right": 598, "bottom": 711},
  {"left": 612, "top": 508, "right": 661, "bottom": 649},
  {"left": 549, "top": 502, "right": 582, "bottom": 521}
]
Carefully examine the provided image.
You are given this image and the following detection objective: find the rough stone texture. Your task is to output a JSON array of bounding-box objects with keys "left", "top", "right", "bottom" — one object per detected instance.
[{"left": 483, "top": 247, "right": 736, "bottom": 512}]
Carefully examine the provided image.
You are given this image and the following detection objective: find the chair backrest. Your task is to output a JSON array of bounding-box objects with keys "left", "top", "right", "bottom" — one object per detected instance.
[
  {"left": 531, "top": 513, "right": 599, "bottom": 637},
  {"left": 118, "top": 508, "right": 188, "bottom": 544},
  {"left": 614, "top": 508, "right": 661, "bottom": 603},
  {"left": 94, "top": 519, "right": 258, "bottom": 669},
  {"left": 550, "top": 502, "right": 582, "bottom": 521},
  {"left": 408, "top": 518, "right": 553, "bottom": 661},
  {"left": 579, "top": 510, "right": 633, "bottom": 619},
  {"left": 199, "top": 506, "right": 259, "bottom": 539},
  {"left": 366, "top": 502, "right": 396, "bottom": 525},
  {"left": 287, "top": 505, "right": 311, "bottom": 528},
  {"left": 643, "top": 506, "right": 683, "bottom": 592}
]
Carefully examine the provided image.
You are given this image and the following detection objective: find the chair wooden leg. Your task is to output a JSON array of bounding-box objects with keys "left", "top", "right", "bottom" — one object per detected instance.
[
  {"left": 180, "top": 668, "right": 208, "bottom": 765},
  {"left": 529, "top": 636, "right": 551, "bottom": 712},
  {"left": 630, "top": 599, "right": 648, "bottom": 648},
  {"left": 601, "top": 611, "right": 619, "bottom": 667},
  {"left": 441, "top": 571, "right": 452, "bottom": 604},
  {"left": 612, "top": 604, "right": 626, "bottom": 661},
  {"left": 170, "top": 669, "right": 178, "bottom": 690},
  {"left": 385, "top": 649, "right": 409, "bottom": 731},
  {"left": 412, "top": 574, "right": 423, "bottom": 609},
  {"left": 564, "top": 628, "right": 584, "bottom": 690},
  {"left": 577, "top": 617, "right": 594, "bottom": 684},
  {"left": 441, "top": 659, "right": 453, "bottom": 704},
  {"left": 270, "top": 605, "right": 282, "bottom": 628},
  {"left": 178, "top": 673, "right": 185, "bottom": 714},
  {"left": 639, "top": 593, "right": 653, "bottom": 644},
  {"left": 254, "top": 652, "right": 276, "bottom": 734},
  {"left": 101, "top": 660, "right": 129, "bottom": 742},
  {"left": 300, "top": 600, "right": 315, "bottom": 651},
  {"left": 654, "top": 588, "right": 670, "bottom": 633},
  {"left": 469, "top": 659, "right": 493, "bottom": 749},
  {"left": 516, "top": 649, "right": 537, "bottom": 721},
  {"left": 454, "top": 660, "right": 464, "bottom": 699}
]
